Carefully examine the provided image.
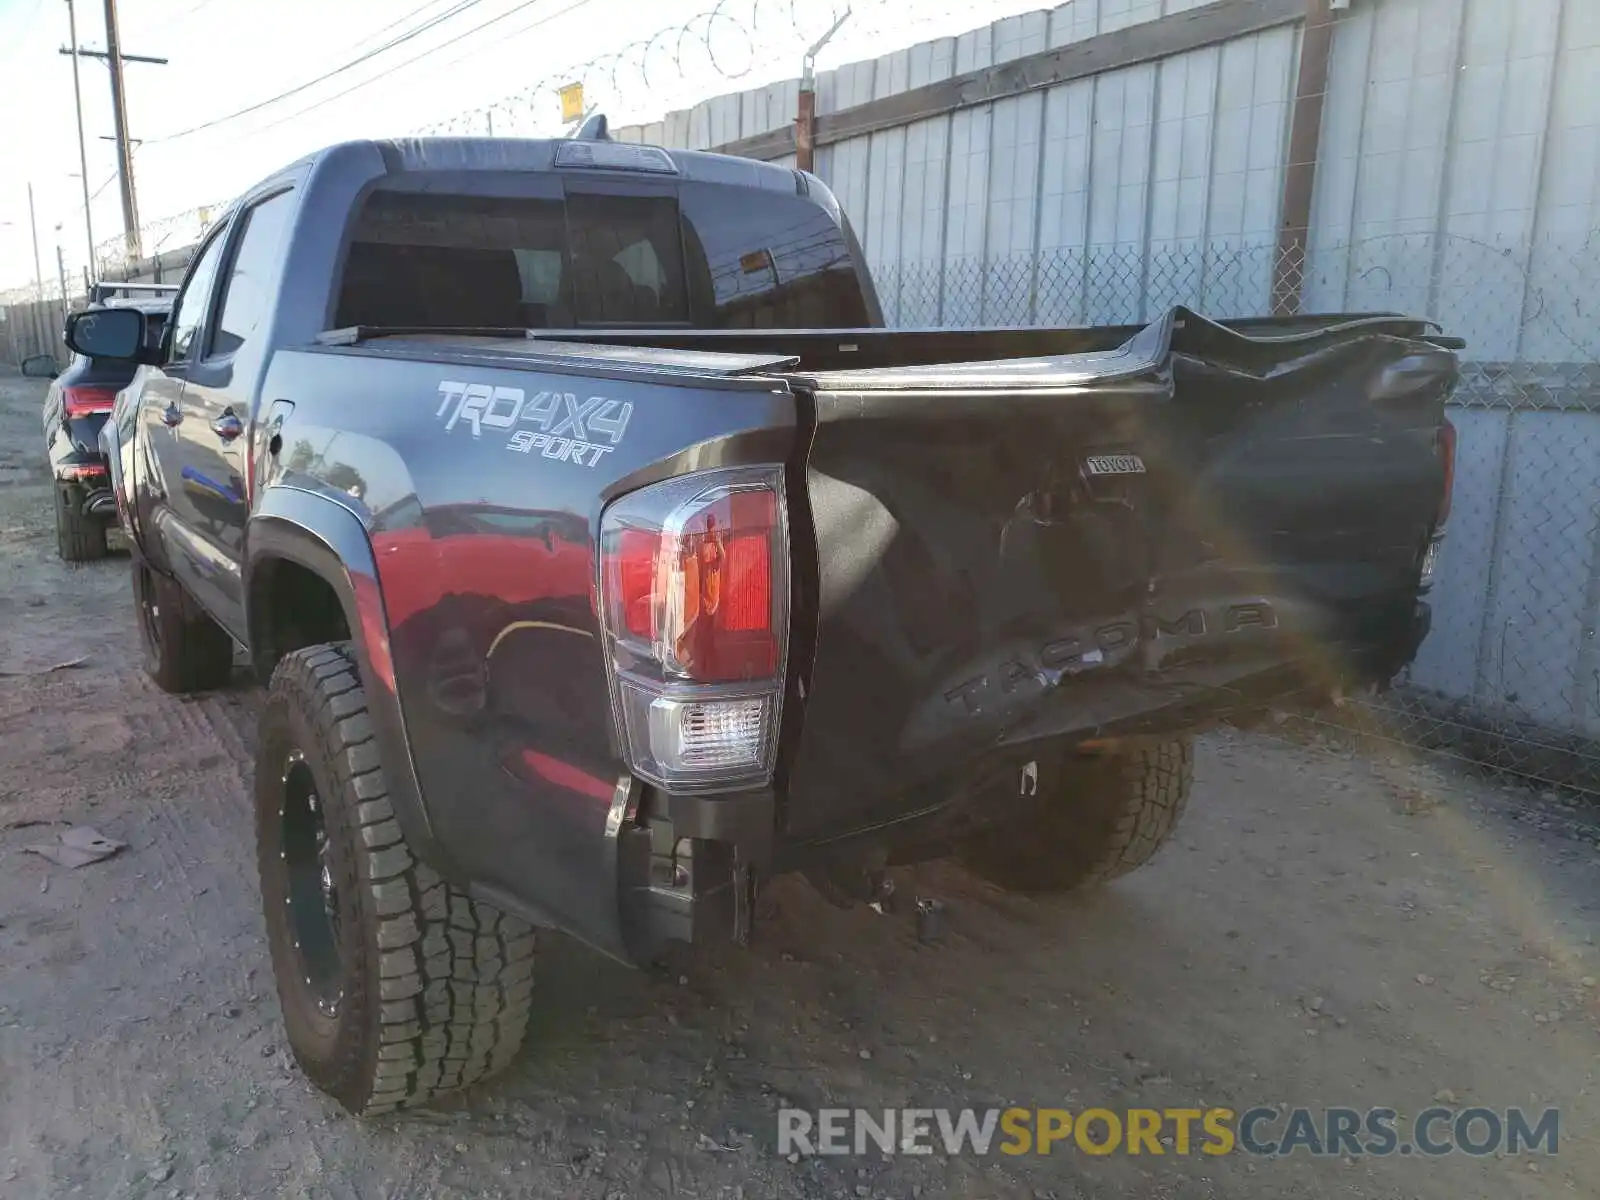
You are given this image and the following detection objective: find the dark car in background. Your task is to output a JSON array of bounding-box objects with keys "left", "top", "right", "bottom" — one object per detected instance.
[{"left": 43, "top": 282, "right": 175, "bottom": 560}]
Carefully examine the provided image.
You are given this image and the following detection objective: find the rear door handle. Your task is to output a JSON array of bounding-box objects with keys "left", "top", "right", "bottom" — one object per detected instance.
[
  {"left": 210, "top": 409, "right": 243, "bottom": 442},
  {"left": 161, "top": 402, "right": 183, "bottom": 428}
]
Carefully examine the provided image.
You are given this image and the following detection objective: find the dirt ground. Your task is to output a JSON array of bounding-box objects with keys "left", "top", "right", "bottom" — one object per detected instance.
[{"left": 2, "top": 369, "right": 1598, "bottom": 1200}]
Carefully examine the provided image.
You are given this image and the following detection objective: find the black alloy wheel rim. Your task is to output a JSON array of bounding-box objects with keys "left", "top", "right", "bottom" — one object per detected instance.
[
  {"left": 279, "top": 749, "right": 345, "bottom": 1018},
  {"left": 137, "top": 565, "right": 162, "bottom": 656}
]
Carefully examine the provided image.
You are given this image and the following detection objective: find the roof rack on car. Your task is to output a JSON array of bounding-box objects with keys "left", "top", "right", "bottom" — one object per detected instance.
[{"left": 88, "top": 281, "right": 180, "bottom": 304}]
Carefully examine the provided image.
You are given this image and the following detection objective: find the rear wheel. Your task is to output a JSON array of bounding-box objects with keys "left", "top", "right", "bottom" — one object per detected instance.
[
  {"left": 131, "top": 552, "right": 234, "bottom": 693},
  {"left": 257, "top": 644, "right": 538, "bottom": 1115},
  {"left": 956, "top": 739, "right": 1194, "bottom": 894},
  {"left": 54, "top": 485, "right": 107, "bottom": 562}
]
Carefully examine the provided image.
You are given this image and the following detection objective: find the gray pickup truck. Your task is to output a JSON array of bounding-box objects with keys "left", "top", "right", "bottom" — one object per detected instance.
[{"left": 66, "top": 128, "right": 1459, "bottom": 1116}]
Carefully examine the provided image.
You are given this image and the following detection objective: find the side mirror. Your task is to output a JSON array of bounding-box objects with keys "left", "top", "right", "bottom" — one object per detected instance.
[{"left": 64, "top": 307, "right": 146, "bottom": 361}]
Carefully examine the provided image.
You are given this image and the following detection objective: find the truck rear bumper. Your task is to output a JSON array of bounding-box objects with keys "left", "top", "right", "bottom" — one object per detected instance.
[
  {"left": 799, "top": 599, "right": 1430, "bottom": 853},
  {"left": 617, "top": 790, "right": 775, "bottom": 963},
  {"left": 603, "top": 600, "right": 1430, "bottom": 958},
  {"left": 993, "top": 599, "right": 1431, "bottom": 748}
]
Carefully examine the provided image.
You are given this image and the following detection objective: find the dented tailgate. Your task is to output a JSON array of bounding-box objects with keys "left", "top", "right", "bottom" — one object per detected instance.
[{"left": 782, "top": 308, "right": 1457, "bottom": 842}]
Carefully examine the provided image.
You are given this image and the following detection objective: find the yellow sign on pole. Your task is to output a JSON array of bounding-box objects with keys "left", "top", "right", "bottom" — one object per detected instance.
[{"left": 559, "top": 82, "right": 585, "bottom": 124}]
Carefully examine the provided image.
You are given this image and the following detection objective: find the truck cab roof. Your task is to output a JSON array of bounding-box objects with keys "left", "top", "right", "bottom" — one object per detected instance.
[{"left": 280, "top": 132, "right": 814, "bottom": 198}]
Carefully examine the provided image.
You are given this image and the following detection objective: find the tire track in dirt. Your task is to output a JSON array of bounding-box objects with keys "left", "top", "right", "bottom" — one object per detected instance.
[{"left": 143, "top": 688, "right": 262, "bottom": 959}]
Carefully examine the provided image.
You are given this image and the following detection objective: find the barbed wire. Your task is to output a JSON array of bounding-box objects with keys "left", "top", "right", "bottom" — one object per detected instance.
[
  {"left": 92, "top": 203, "right": 226, "bottom": 275},
  {"left": 413, "top": 0, "right": 842, "bottom": 135},
  {"left": 413, "top": 0, "right": 1014, "bottom": 135}
]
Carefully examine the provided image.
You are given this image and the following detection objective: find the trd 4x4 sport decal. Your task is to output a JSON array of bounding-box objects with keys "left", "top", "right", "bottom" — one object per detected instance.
[{"left": 435, "top": 380, "right": 633, "bottom": 468}]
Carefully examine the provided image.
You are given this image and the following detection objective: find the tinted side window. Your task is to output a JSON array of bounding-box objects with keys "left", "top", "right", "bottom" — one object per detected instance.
[
  {"left": 169, "top": 232, "right": 228, "bottom": 363},
  {"left": 212, "top": 190, "right": 295, "bottom": 357},
  {"left": 679, "top": 184, "right": 870, "bottom": 329}
]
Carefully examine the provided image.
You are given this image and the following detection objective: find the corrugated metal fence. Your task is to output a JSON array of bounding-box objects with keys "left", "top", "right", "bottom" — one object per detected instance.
[
  {"left": 0, "top": 296, "right": 70, "bottom": 371},
  {"left": 621, "top": 0, "right": 1600, "bottom": 784}
]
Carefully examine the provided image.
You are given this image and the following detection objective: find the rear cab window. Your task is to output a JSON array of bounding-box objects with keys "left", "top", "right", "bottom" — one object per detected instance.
[
  {"left": 677, "top": 182, "right": 872, "bottom": 329},
  {"left": 332, "top": 173, "right": 872, "bottom": 331}
]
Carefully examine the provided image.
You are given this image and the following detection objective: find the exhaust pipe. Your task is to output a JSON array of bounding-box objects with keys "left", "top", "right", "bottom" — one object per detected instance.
[{"left": 82, "top": 490, "right": 117, "bottom": 518}]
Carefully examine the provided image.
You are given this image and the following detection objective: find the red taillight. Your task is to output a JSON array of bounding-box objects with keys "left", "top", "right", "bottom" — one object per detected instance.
[
  {"left": 599, "top": 467, "right": 788, "bottom": 792},
  {"left": 57, "top": 463, "right": 108, "bottom": 480},
  {"left": 604, "top": 481, "right": 781, "bottom": 683},
  {"left": 62, "top": 384, "right": 118, "bottom": 418},
  {"left": 720, "top": 500, "right": 774, "bottom": 634},
  {"left": 616, "top": 528, "right": 660, "bottom": 639},
  {"left": 1436, "top": 418, "right": 1456, "bottom": 526}
]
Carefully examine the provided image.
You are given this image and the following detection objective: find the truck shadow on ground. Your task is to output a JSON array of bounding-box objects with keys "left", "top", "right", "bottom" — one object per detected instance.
[{"left": 462, "top": 866, "right": 1246, "bottom": 1197}]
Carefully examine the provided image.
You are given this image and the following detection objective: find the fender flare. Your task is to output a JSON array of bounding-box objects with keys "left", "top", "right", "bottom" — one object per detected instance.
[
  {"left": 245, "top": 485, "right": 450, "bottom": 876},
  {"left": 100, "top": 418, "right": 140, "bottom": 549},
  {"left": 100, "top": 418, "right": 123, "bottom": 495}
]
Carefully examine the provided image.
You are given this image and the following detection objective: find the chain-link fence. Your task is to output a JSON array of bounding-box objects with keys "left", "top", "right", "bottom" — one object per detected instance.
[{"left": 876, "top": 233, "right": 1600, "bottom": 794}]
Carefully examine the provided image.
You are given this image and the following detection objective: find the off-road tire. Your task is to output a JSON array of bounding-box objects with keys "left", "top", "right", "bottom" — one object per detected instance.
[
  {"left": 54, "top": 485, "right": 107, "bottom": 562},
  {"left": 131, "top": 551, "right": 234, "bottom": 693},
  {"left": 957, "top": 738, "right": 1194, "bottom": 894},
  {"left": 256, "top": 643, "right": 537, "bottom": 1115}
]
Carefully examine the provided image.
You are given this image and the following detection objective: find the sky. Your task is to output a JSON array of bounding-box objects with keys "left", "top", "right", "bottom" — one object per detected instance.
[{"left": 0, "top": 0, "right": 1051, "bottom": 292}]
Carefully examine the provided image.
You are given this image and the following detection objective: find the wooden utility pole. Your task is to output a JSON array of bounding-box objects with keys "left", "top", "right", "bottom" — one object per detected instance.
[
  {"left": 101, "top": 0, "right": 139, "bottom": 258},
  {"left": 59, "top": 0, "right": 167, "bottom": 263}
]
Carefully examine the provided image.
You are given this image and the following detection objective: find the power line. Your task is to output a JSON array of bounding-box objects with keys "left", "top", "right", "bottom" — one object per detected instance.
[
  {"left": 71, "top": 170, "right": 121, "bottom": 213},
  {"left": 146, "top": 0, "right": 496, "bottom": 143},
  {"left": 196, "top": 0, "right": 595, "bottom": 142},
  {"left": 137, "top": 0, "right": 226, "bottom": 38},
  {"left": 0, "top": 0, "right": 47, "bottom": 68},
  {"left": 347, "top": 0, "right": 467, "bottom": 52},
  {"left": 90, "top": 171, "right": 119, "bottom": 205},
  {"left": 371, "top": 0, "right": 601, "bottom": 100}
]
